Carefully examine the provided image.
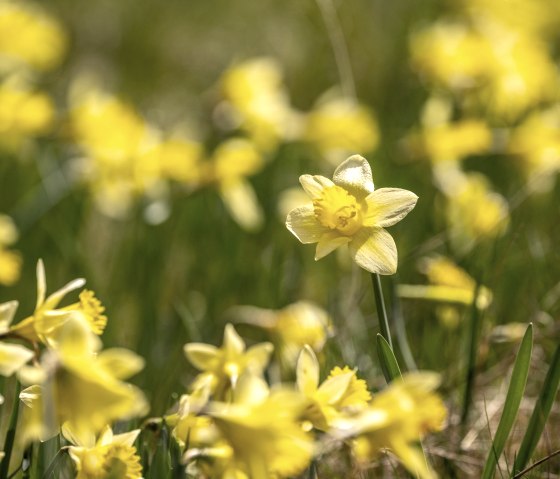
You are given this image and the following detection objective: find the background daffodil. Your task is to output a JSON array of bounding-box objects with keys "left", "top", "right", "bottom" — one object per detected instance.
[{"left": 286, "top": 155, "right": 418, "bottom": 274}]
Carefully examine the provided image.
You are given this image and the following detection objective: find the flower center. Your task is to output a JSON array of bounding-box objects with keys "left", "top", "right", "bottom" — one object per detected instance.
[{"left": 313, "top": 186, "right": 362, "bottom": 235}]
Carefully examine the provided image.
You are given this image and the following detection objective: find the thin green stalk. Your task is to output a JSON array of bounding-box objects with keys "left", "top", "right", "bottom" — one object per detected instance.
[
  {"left": 389, "top": 277, "right": 417, "bottom": 371},
  {"left": 371, "top": 273, "right": 393, "bottom": 349},
  {"left": 0, "top": 381, "right": 21, "bottom": 479},
  {"left": 461, "top": 283, "right": 482, "bottom": 426},
  {"left": 513, "top": 344, "right": 560, "bottom": 474},
  {"left": 376, "top": 334, "right": 402, "bottom": 383}
]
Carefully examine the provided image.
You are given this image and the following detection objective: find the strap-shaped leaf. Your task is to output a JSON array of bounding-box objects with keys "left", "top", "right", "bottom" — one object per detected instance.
[
  {"left": 376, "top": 334, "right": 402, "bottom": 383},
  {"left": 513, "top": 344, "right": 560, "bottom": 474},
  {"left": 481, "top": 324, "right": 533, "bottom": 479}
]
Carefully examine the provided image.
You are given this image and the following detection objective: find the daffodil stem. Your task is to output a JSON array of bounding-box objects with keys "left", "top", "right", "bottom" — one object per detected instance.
[
  {"left": 371, "top": 273, "right": 393, "bottom": 349},
  {"left": 0, "top": 380, "right": 21, "bottom": 479}
]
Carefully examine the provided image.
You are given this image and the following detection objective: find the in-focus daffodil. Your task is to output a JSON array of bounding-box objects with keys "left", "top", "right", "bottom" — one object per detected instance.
[
  {"left": 296, "top": 345, "right": 370, "bottom": 430},
  {"left": 332, "top": 372, "right": 447, "bottom": 479},
  {"left": 184, "top": 323, "right": 273, "bottom": 399},
  {"left": 286, "top": 155, "right": 418, "bottom": 274},
  {"left": 64, "top": 425, "right": 143, "bottom": 479}
]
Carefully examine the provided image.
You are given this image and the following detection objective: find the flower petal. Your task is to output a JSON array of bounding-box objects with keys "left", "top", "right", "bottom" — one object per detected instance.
[
  {"left": 184, "top": 343, "right": 219, "bottom": 371},
  {"left": 299, "top": 174, "right": 334, "bottom": 199},
  {"left": 0, "top": 342, "right": 34, "bottom": 377},
  {"left": 363, "top": 188, "right": 418, "bottom": 228},
  {"left": 245, "top": 342, "right": 274, "bottom": 372},
  {"left": 0, "top": 301, "right": 18, "bottom": 332},
  {"left": 286, "top": 205, "right": 328, "bottom": 244},
  {"left": 315, "top": 232, "right": 351, "bottom": 260},
  {"left": 332, "top": 155, "right": 374, "bottom": 199},
  {"left": 349, "top": 228, "right": 398, "bottom": 275},
  {"left": 219, "top": 179, "right": 263, "bottom": 232},
  {"left": 296, "top": 345, "right": 319, "bottom": 395},
  {"left": 223, "top": 323, "right": 245, "bottom": 356}
]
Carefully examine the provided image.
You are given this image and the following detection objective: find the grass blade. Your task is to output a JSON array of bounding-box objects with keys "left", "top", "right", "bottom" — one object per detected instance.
[
  {"left": 513, "top": 344, "right": 560, "bottom": 474},
  {"left": 481, "top": 324, "right": 533, "bottom": 479},
  {"left": 376, "top": 334, "right": 402, "bottom": 383}
]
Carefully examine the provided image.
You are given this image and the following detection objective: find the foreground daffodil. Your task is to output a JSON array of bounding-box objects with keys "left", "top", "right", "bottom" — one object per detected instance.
[
  {"left": 64, "top": 425, "right": 143, "bottom": 479},
  {"left": 286, "top": 155, "right": 418, "bottom": 274},
  {"left": 332, "top": 373, "right": 446, "bottom": 479}
]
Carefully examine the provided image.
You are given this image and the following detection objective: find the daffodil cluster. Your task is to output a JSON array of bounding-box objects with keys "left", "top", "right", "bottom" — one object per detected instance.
[{"left": 0, "top": 261, "right": 146, "bottom": 478}]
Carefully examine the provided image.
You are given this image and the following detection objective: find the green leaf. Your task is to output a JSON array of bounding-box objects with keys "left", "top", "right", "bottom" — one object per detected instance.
[
  {"left": 513, "top": 344, "right": 560, "bottom": 474},
  {"left": 376, "top": 334, "right": 402, "bottom": 383},
  {"left": 481, "top": 324, "right": 533, "bottom": 479}
]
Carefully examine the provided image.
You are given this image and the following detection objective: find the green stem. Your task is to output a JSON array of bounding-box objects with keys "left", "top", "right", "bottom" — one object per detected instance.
[
  {"left": 0, "top": 381, "right": 21, "bottom": 479},
  {"left": 371, "top": 273, "right": 392, "bottom": 349},
  {"left": 389, "top": 276, "right": 417, "bottom": 371}
]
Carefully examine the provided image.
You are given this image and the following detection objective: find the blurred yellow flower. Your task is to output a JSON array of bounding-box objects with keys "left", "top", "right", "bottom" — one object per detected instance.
[
  {"left": 204, "top": 138, "right": 265, "bottom": 231},
  {"left": 0, "top": 302, "right": 34, "bottom": 377},
  {"left": 207, "top": 373, "right": 313, "bottom": 478},
  {"left": 508, "top": 106, "right": 560, "bottom": 187},
  {"left": 220, "top": 57, "right": 301, "bottom": 151},
  {"left": 19, "top": 316, "right": 147, "bottom": 445},
  {"left": 65, "top": 425, "right": 143, "bottom": 479},
  {"left": 9, "top": 260, "right": 106, "bottom": 344},
  {"left": 286, "top": 155, "right": 418, "bottom": 274},
  {"left": 304, "top": 97, "right": 379, "bottom": 165},
  {"left": 296, "top": 345, "right": 370, "bottom": 430},
  {"left": 230, "top": 301, "right": 333, "bottom": 366},
  {"left": 0, "top": 214, "right": 21, "bottom": 286},
  {"left": 0, "top": 0, "right": 66, "bottom": 72},
  {"left": 0, "top": 79, "right": 54, "bottom": 151},
  {"left": 444, "top": 173, "right": 509, "bottom": 253},
  {"left": 156, "top": 137, "right": 204, "bottom": 186},
  {"left": 332, "top": 372, "right": 446, "bottom": 479},
  {"left": 184, "top": 323, "right": 273, "bottom": 399}
]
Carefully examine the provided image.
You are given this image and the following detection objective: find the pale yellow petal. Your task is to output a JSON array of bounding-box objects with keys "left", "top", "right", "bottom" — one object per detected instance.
[
  {"left": 391, "top": 438, "right": 436, "bottom": 479},
  {"left": 315, "top": 232, "right": 351, "bottom": 260},
  {"left": 36, "top": 259, "right": 46, "bottom": 309},
  {"left": 97, "top": 348, "right": 145, "bottom": 380},
  {"left": 223, "top": 323, "right": 245, "bottom": 356},
  {"left": 245, "top": 343, "right": 274, "bottom": 372},
  {"left": 299, "top": 174, "right": 335, "bottom": 199},
  {"left": 286, "top": 205, "right": 328, "bottom": 244},
  {"left": 0, "top": 342, "right": 34, "bottom": 376},
  {"left": 364, "top": 188, "right": 418, "bottom": 227},
  {"left": 219, "top": 179, "right": 263, "bottom": 232},
  {"left": 0, "top": 301, "right": 18, "bottom": 332},
  {"left": 184, "top": 343, "right": 219, "bottom": 371},
  {"left": 332, "top": 155, "right": 374, "bottom": 199},
  {"left": 349, "top": 228, "right": 397, "bottom": 275},
  {"left": 112, "top": 428, "right": 141, "bottom": 447},
  {"left": 316, "top": 372, "right": 353, "bottom": 405},
  {"left": 296, "top": 345, "right": 319, "bottom": 395}
]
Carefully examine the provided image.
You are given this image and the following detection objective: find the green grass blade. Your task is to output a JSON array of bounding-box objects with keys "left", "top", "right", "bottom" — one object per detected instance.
[
  {"left": 481, "top": 324, "right": 533, "bottom": 479},
  {"left": 376, "top": 334, "right": 402, "bottom": 383},
  {"left": 513, "top": 344, "right": 560, "bottom": 475}
]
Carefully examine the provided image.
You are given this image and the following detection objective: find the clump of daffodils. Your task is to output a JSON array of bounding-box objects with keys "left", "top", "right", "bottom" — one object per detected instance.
[{"left": 286, "top": 155, "right": 418, "bottom": 274}]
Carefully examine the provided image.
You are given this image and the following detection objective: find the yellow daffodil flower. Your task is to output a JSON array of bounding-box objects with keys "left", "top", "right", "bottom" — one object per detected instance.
[
  {"left": 286, "top": 155, "right": 418, "bottom": 274},
  {"left": 19, "top": 316, "right": 147, "bottom": 445},
  {"left": 220, "top": 57, "right": 301, "bottom": 151},
  {"left": 8, "top": 260, "right": 106, "bottom": 344},
  {"left": 332, "top": 372, "right": 446, "bottom": 479},
  {"left": 304, "top": 96, "right": 379, "bottom": 165},
  {"left": 296, "top": 345, "right": 370, "bottom": 430},
  {"left": 230, "top": 301, "right": 333, "bottom": 366},
  {"left": 206, "top": 373, "right": 313, "bottom": 479},
  {"left": 64, "top": 425, "right": 143, "bottom": 479},
  {"left": 184, "top": 323, "right": 273, "bottom": 399},
  {"left": 0, "top": 303, "right": 34, "bottom": 379},
  {"left": 0, "top": 1, "right": 66, "bottom": 72},
  {"left": 0, "top": 214, "right": 21, "bottom": 286}
]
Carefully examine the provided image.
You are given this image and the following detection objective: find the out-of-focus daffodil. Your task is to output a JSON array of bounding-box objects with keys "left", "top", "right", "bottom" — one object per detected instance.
[
  {"left": 230, "top": 301, "right": 333, "bottom": 367},
  {"left": 0, "top": 214, "right": 21, "bottom": 286},
  {"left": 304, "top": 96, "right": 379, "bottom": 165},
  {"left": 508, "top": 106, "right": 560, "bottom": 188},
  {"left": 332, "top": 372, "right": 446, "bottom": 479},
  {"left": 444, "top": 173, "right": 509, "bottom": 253},
  {"left": 206, "top": 373, "right": 313, "bottom": 479},
  {"left": 286, "top": 155, "right": 418, "bottom": 274},
  {"left": 296, "top": 345, "right": 370, "bottom": 430},
  {"left": 0, "top": 1, "right": 66, "bottom": 72},
  {"left": 156, "top": 137, "right": 204, "bottom": 186},
  {"left": 0, "top": 303, "right": 34, "bottom": 378},
  {"left": 203, "top": 138, "right": 265, "bottom": 231},
  {"left": 220, "top": 57, "right": 301, "bottom": 151},
  {"left": 19, "top": 316, "right": 147, "bottom": 445},
  {"left": 0, "top": 80, "right": 55, "bottom": 151},
  {"left": 184, "top": 323, "right": 273, "bottom": 400},
  {"left": 398, "top": 255, "right": 492, "bottom": 328},
  {"left": 64, "top": 425, "right": 143, "bottom": 479},
  {"left": 8, "top": 260, "right": 106, "bottom": 344}
]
